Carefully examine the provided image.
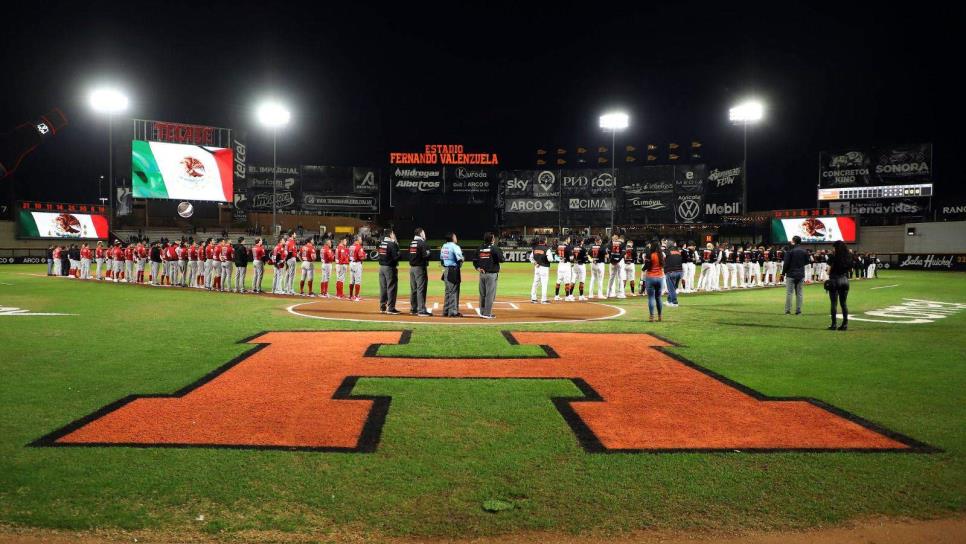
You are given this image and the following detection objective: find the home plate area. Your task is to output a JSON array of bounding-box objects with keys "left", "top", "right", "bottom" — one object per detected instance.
[{"left": 288, "top": 297, "right": 625, "bottom": 324}]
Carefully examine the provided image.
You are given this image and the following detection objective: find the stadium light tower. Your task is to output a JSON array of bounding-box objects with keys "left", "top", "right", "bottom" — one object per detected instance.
[
  {"left": 599, "top": 112, "right": 629, "bottom": 233},
  {"left": 256, "top": 100, "right": 291, "bottom": 236},
  {"left": 729, "top": 99, "right": 764, "bottom": 214},
  {"left": 89, "top": 87, "right": 129, "bottom": 232}
]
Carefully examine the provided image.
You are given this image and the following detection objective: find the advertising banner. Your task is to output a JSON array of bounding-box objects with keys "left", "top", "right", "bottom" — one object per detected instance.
[
  {"left": 131, "top": 140, "right": 234, "bottom": 202},
  {"left": 831, "top": 199, "right": 927, "bottom": 216},
  {"left": 896, "top": 254, "right": 966, "bottom": 271},
  {"left": 820, "top": 144, "right": 932, "bottom": 188},
  {"left": 390, "top": 166, "right": 444, "bottom": 194},
  {"left": 504, "top": 198, "right": 558, "bottom": 214},
  {"left": 706, "top": 165, "right": 743, "bottom": 196},
  {"left": 247, "top": 189, "right": 299, "bottom": 211},
  {"left": 560, "top": 169, "right": 618, "bottom": 196},
  {"left": 446, "top": 166, "right": 496, "bottom": 193},
  {"left": 703, "top": 198, "right": 743, "bottom": 221},
  {"left": 673, "top": 193, "right": 705, "bottom": 224},
  {"left": 17, "top": 209, "right": 109, "bottom": 239},
  {"left": 673, "top": 164, "right": 706, "bottom": 194},
  {"left": 353, "top": 167, "right": 380, "bottom": 194},
  {"left": 301, "top": 194, "right": 378, "bottom": 213},
  {"left": 770, "top": 217, "right": 857, "bottom": 243}
]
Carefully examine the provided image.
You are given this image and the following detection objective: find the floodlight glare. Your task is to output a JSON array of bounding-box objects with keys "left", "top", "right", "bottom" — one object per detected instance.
[
  {"left": 89, "top": 88, "right": 129, "bottom": 113},
  {"left": 256, "top": 101, "right": 291, "bottom": 127},
  {"left": 599, "top": 112, "right": 629, "bottom": 130},
  {"left": 729, "top": 100, "right": 764, "bottom": 123}
]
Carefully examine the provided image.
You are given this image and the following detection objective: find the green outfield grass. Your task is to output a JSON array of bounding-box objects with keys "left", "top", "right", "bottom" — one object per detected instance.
[{"left": 0, "top": 263, "right": 964, "bottom": 539}]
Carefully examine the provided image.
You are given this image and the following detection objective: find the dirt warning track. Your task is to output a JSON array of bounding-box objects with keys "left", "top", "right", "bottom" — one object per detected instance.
[{"left": 287, "top": 296, "right": 625, "bottom": 324}]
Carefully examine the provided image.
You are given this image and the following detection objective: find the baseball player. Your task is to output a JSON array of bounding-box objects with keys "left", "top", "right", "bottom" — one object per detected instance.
[
  {"left": 622, "top": 240, "right": 637, "bottom": 297},
  {"left": 232, "top": 237, "right": 248, "bottom": 293},
  {"left": 124, "top": 243, "right": 135, "bottom": 284},
  {"left": 571, "top": 239, "right": 589, "bottom": 301},
  {"left": 587, "top": 236, "right": 606, "bottom": 298},
  {"left": 319, "top": 238, "right": 334, "bottom": 298},
  {"left": 251, "top": 239, "right": 266, "bottom": 293},
  {"left": 299, "top": 238, "right": 317, "bottom": 296},
  {"left": 335, "top": 237, "right": 350, "bottom": 299},
  {"left": 553, "top": 235, "right": 572, "bottom": 301},
  {"left": 349, "top": 235, "right": 366, "bottom": 301},
  {"left": 765, "top": 246, "right": 779, "bottom": 285},
  {"left": 285, "top": 233, "right": 299, "bottom": 295},
  {"left": 606, "top": 234, "right": 625, "bottom": 298},
  {"left": 867, "top": 253, "right": 877, "bottom": 279},
  {"left": 721, "top": 244, "right": 735, "bottom": 289},
  {"left": 697, "top": 243, "right": 715, "bottom": 292},
  {"left": 176, "top": 241, "right": 187, "bottom": 286},
  {"left": 186, "top": 241, "right": 198, "bottom": 288},
  {"left": 222, "top": 239, "right": 235, "bottom": 292},
  {"left": 79, "top": 243, "right": 91, "bottom": 279},
  {"left": 681, "top": 243, "right": 697, "bottom": 293},
  {"left": 529, "top": 236, "right": 551, "bottom": 304},
  {"left": 117, "top": 242, "right": 129, "bottom": 282},
  {"left": 203, "top": 239, "right": 215, "bottom": 290},
  {"left": 133, "top": 241, "right": 145, "bottom": 284},
  {"left": 94, "top": 242, "right": 106, "bottom": 280},
  {"left": 271, "top": 238, "right": 287, "bottom": 294}
]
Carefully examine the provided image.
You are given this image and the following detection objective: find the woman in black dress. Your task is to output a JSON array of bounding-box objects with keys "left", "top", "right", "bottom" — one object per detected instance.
[{"left": 827, "top": 240, "right": 851, "bottom": 331}]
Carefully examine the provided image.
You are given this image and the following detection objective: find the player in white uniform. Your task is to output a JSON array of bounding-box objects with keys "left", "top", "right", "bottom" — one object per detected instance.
[
  {"left": 553, "top": 236, "right": 573, "bottom": 301},
  {"left": 529, "top": 237, "right": 551, "bottom": 304},
  {"left": 587, "top": 236, "right": 607, "bottom": 299},
  {"left": 622, "top": 241, "right": 637, "bottom": 297}
]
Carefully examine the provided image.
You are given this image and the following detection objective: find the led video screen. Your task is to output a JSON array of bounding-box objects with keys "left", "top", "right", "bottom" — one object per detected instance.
[
  {"left": 17, "top": 210, "right": 109, "bottom": 239},
  {"left": 132, "top": 140, "right": 233, "bottom": 202},
  {"left": 770, "top": 217, "right": 857, "bottom": 244}
]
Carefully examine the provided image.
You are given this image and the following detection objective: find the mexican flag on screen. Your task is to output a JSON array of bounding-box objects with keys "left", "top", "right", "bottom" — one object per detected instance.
[
  {"left": 131, "top": 140, "right": 233, "bottom": 202},
  {"left": 17, "top": 210, "right": 109, "bottom": 239}
]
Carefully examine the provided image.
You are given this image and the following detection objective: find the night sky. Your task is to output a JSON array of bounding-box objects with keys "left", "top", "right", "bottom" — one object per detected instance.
[{"left": 2, "top": 2, "right": 958, "bottom": 210}]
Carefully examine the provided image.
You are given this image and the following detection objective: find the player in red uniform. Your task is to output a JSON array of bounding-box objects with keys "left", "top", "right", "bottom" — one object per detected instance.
[
  {"left": 319, "top": 238, "right": 335, "bottom": 297},
  {"left": 94, "top": 242, "right": 106, "bottom": 280},
  {"left": 79, "top": 243, "right": 92, "bottom": 279},
  {"left": 282, "top": 234, "right": 297, "bottom": 295},
  {"left": 251, "top": 239, "right": 267, "bottom": 293},
  {"left": 220, "top": 239, "right": 234, "bottom": 292},
  {"left": 299, "top": 239, "right": 317, "bottom": 296},
  {"left": 112, "top": 242, "right": 125, "bottom": 282},
  {"left": 334, "top": 237, "right": 350, "bottom": 298},
  {"left": 349, "top": 235, "right": 366, "bottom": 301}
]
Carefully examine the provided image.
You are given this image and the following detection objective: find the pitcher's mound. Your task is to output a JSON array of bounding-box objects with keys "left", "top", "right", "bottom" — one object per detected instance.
[{"left": 287, "top": 297, "right": 625, "bottom": 324}]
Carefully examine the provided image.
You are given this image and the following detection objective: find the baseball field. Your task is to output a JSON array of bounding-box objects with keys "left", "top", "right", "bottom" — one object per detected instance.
[{"left": 1, "top": 263, "right": 964, "bottom": 542}]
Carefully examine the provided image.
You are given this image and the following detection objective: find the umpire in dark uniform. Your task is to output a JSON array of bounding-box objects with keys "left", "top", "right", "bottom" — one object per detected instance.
[
  {"left": 408, "top": 227, "right": 431, "bottom": 316},
  {"left": 473, "top": 232, "right": 504, "bottom": 319},
  {"left": 377, "top": 228, "right": 401, "bottom": 315}
]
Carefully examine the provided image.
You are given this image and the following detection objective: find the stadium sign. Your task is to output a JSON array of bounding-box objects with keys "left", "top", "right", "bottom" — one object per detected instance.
[
  {"left": 567, "top": 197, "right": 614, "bottom": 211},
  {"left": 389, "top": 144, "right": 499, "bottom": 165},
  {"left": 505, "top": 198, "right": 556, "bottom": 213},
  {"left": 897, "top": 254, "right": 966, "bottom": 271}
]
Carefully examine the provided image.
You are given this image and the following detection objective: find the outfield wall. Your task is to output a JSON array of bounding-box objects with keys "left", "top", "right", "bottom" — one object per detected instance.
[{"left": 904, "top": 221, "right": 966, "bottom": 253}]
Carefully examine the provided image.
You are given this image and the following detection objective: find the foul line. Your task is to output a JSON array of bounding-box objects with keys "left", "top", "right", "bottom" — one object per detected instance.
[
  {"left": 870, "top": 284, "right": 899, "bottom": 290},
  {"left": 286, "top": 300, "right": 626, "bottom": 325}
]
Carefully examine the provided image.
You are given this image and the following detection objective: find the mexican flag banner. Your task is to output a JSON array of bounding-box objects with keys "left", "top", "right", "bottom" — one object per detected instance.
[
  {"left": 132, "top": 140, "right": 233, "bottom": 202},
  {"left": 17, "top": 210, "right": 109, "bottom": 239}
]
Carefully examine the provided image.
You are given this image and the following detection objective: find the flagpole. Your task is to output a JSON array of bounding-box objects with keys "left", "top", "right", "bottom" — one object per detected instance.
[{"left": 610, "top": 129, "right": 616, "bottom": 234}]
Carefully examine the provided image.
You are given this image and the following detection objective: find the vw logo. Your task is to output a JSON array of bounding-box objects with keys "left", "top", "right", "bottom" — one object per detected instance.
[{"left": 677, "top": 199, "right": 700, "bottom": 222}]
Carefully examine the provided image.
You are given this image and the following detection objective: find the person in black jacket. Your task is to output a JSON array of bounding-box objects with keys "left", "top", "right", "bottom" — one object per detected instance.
[
  {"left": 46, "top": 245, "right": 54, "bottom": 276},
  {"left": 377, "top": 228, "right": 400, "bottom": 314},
  {"left": 663, "top": 242, "right": 684, "bottom": 306},
  {"left": 783, "top": 236, "right": 809, "bottom": 315},
  {"left": 473, "top": 232, "right": 504, "bottom": 319},
  {"left": 232, "top": 237, "right": 250, "bottom": 293},
  {"left": 408, "top": 228, "right": 431, "bottom": 316},
  {"left": 826, "top": 240, "right": 851, "bottom": 331}
]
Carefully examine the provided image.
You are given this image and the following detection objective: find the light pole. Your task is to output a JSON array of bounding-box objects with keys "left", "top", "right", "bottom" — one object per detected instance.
[
  {"left": 256, "top": 100, "right": 291, "bottom": 236},
  {"left": 729, "top": 100, "right": 764, "bottom": 214},
  {"left": 90, "top": 87, "right": 128, "bottom": 233},
  {"left": 599, "top": 112, "right": 629, "bottom": 234}
]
